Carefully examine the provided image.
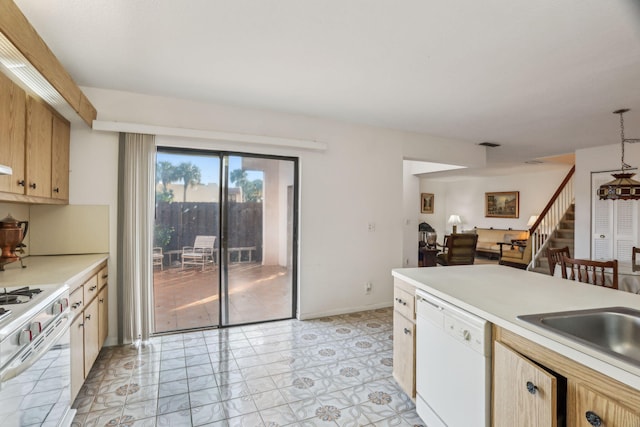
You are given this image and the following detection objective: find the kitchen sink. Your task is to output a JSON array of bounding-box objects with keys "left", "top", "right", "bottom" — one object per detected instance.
[{"left": 518, "top": 307, "right": 640, "bottom": 367}]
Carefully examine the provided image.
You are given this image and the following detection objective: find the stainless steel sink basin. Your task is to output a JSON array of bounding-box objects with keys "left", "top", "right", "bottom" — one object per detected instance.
[{"left": 518, "top": 307, "right": 640, "bottom": 367}]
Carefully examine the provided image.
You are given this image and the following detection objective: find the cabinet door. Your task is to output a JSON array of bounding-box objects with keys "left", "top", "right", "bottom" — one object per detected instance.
[
  {"left": 51, "top": 115, "right": 70, "bottom": 200},
  {"left": 0, "top": 72, "right": 26, "bottom": 194},
  {"left": 493, "top": 341, "right": 557, "bottom": 427},
  {"left": 98, "top": 286, "right": 108, "bottom": 347},
  {"left": 70, "top": 314, "right": 85, "bottom": 401},
  {"left": 574, "top": 383, "right": 640, "bottom": 427},
  {"left": 393, "top": 310, "right": 415, "bottom": 398},
  {"left": 25, "top": 97, "right": 52, "bottom": 198},
  {"left": 83, "top": 298, "right": 100, "bottom": 376}
]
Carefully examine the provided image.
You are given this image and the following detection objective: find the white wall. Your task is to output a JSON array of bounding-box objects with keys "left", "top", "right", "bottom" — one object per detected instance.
[
  {"left": 418, "top": 166, "right": 573, "bottom": 243},
  {"left": 74, "top": 87, "right": 485, "bottom": 333}
]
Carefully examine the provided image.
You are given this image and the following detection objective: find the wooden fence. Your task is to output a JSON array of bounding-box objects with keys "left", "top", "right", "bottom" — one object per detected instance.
[{"left": 155, "top": 202, "right": 262, "bottom": 261}]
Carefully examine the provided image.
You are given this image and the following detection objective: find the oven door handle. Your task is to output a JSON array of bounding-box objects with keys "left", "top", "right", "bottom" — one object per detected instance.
[{"left": 0, "top": 314, "right": 70, "bottom": 383}]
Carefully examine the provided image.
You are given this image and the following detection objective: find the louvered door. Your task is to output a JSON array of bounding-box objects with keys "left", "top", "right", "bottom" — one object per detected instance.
[{"left": 592, "top": 171, "right": 638, "bottom": 261}]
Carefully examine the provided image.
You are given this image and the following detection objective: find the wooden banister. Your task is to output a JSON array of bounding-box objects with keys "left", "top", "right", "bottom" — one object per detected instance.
[{"left": 529, "top": 166, "right": 575, "bottom": 234}]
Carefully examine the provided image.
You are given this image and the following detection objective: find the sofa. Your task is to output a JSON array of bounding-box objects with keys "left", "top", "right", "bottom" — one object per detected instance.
[{"left": 471, "top": 227, "right": 529, "bottom": 259}]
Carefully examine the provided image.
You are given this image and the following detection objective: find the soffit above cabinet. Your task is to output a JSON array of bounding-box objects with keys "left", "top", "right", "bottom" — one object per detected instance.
[{"left": 0, "top": 0, "right": 96, "bottom": 127}]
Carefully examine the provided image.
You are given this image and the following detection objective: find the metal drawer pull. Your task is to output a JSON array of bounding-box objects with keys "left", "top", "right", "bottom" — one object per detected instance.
[
  {"left": 403, "top": 328, "right": 411, "bottom": 335},
  {"left": 85, "top": 314, "right": 91, "bottom": 320},
  {"left": 395, "top": 297, "right": 407, "bottom": 306},
  {"left": 585, "top": 411, "right": 602, "bottom": 427},
  {"left": 29, "top": 182, "right": 36, "bottom": 189},
  {"left": 526, "top": 381, "right": 537, "bottom": 394},
  {"left": 89, "top": 285, "right": 97, "bottom": 291}
]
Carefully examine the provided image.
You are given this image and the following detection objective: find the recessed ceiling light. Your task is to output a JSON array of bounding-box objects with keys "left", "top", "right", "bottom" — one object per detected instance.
[{"left": 478, "top": 141, "right": 501, "bottom": 148}]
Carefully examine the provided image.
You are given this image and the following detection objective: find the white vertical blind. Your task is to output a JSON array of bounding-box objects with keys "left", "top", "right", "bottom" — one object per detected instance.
[{"left": 122, "top": 133, "right": 155, "bottom": 344}]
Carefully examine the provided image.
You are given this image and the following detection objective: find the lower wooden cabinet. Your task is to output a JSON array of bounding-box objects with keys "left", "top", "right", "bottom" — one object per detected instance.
[
  {"left": 69, "top": 261, "right": 109, "bottom": 401},
  {"left": 98, "top": 286, "right": 108, "bottom": 348},
  {"left": 493, "top": 341, "right": 557, "bottom": 427},
  {"left": 574, "top": 383, "right": 640, "bottom": 427},
  {"left": 70, "top": 314, "right": 85, "bottom": 401},
  {"left": 393, "top": 311, "right": 415, "bottom": 398},
  {"left": 392, "top": 278, "right": 416, "bottom": 399},
  {"left": 494, "top": 326, "right": 640, "bottom": 427},
  {"left": 83, "top": 298, "right": 100, "bottom": 375}
]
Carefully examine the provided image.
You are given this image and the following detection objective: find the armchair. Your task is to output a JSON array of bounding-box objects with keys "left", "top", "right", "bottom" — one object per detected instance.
[
  {"left": 436, "top": 234, "right": 478, "bottom": 266},
  {"left": 498, "top": 237, "right": 532, "bottom": 269}
]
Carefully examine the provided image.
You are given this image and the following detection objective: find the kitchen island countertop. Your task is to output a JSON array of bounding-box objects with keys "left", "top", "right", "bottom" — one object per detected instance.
[
  {"left": 0, "top": 254, "right": 109, "bottom": 288},
  {"left": 392, "top": 264, "right": 640, "bottom": 390}
]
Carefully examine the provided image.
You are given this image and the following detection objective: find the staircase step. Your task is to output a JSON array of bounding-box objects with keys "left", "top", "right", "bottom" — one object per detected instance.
[{"left": 555, "top": 230, "right": 575, "bottom": 238}]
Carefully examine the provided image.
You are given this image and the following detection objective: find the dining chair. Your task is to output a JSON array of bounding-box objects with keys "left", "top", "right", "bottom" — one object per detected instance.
[
  {"left": 560, "top": 255, "right": 618, "bottom": 289},
  {"left": 546, "top": 246, "right": 571, "bottom": 276}
]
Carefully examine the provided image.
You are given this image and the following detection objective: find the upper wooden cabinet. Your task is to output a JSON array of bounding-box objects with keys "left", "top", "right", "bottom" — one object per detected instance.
[
  {"left": 0, "top": 72, "right": 26, "bottom": 195},
  {"left": 51, "top": 115, "right": 70, "bottom": 200},
  {"left": 26, "top": 97, "right": 53, "bottom": 198},
  {"left": 0, "top": 77, "right": 71, "bottom": 204}
]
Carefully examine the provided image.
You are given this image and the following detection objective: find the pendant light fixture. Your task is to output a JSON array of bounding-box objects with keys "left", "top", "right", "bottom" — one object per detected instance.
[{"left": 597, "top": 109, "right": 640, "bottom": 200}]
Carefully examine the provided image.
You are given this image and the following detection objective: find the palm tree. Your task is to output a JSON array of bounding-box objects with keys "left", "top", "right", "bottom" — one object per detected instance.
[
  {"left": 175, "top": 162, "right": 202, "bottom": 202},
  {"left": 155, "top": 161, "right": 176, "bottom": 202}
]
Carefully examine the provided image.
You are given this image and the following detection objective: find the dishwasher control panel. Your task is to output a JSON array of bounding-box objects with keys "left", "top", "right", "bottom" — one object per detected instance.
[{"left": 444, "top": 312, "right": 486, "bottom": 354}]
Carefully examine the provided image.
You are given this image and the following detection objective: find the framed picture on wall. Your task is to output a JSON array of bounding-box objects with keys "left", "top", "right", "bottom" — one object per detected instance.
[
  {"left": 421, "top": 193, "right": 434, "bottom": 214},
  {"left": 485, "top": 191, "right": 519, "bottom": 218}
]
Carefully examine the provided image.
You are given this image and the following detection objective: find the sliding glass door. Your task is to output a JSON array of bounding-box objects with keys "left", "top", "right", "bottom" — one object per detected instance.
[
  {"left": 152, "top": 148, "right": 297, "bottom": 332},
  {"left": 221, "top": 155, "right": 297, "bottom": 325}
]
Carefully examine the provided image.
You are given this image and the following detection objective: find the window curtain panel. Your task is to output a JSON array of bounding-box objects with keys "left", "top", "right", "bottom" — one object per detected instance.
[{"left": 121, "top": 133, "right": 155, "bottom": 344}]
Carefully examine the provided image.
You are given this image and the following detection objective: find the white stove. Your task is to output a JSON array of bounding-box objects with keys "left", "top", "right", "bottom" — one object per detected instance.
[
  {"left": 0, "top": 284, "right": 70, "bottom": 370},
  {"left": 0, "top": 283, "right": 72, "bottom": 427}
]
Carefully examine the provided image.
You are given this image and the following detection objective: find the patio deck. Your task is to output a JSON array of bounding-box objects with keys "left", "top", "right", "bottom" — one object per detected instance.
[{"left": 152, "top": 262, "right": 292, "bottom": 333}]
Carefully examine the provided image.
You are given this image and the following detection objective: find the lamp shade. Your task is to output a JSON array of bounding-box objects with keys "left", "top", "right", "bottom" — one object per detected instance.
[{"left": 447, "top": 215, "right": 462, "bottom": 225}]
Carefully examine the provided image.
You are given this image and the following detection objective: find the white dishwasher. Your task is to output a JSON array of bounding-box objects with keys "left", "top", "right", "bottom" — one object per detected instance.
[{"left": 415, "top": 289, "right": 491, "bottom": 427}]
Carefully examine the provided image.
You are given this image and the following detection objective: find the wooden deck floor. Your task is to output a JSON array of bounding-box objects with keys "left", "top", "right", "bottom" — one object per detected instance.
[{"left": 152, "top": 263, "right": 293, "bottom": 333}]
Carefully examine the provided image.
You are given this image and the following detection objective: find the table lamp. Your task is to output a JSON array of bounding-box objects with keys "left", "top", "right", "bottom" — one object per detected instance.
[{"left": 448, "top": 215, "right": 462, "bottom": 234}]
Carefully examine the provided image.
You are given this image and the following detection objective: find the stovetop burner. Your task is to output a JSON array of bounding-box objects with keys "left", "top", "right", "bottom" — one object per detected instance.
[{"left": 0, "top": 287, "right": 42, "bottom": 305}]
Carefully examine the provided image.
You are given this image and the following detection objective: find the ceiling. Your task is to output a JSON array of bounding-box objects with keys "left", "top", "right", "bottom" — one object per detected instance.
[{"left": 12, "top": 0, "right": 640, "bottom": 169}]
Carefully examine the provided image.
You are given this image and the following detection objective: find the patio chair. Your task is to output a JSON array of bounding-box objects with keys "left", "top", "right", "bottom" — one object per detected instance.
[
  {"left": 153, "top": 247, "right": 163, "bottom": 270},
  {"left": 181, "top": 235, "right": 216, "bottom": 270}
]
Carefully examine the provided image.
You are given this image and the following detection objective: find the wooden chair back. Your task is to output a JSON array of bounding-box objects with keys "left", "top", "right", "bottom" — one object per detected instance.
[
  {"left": 633, "top": 247, "right": 640, "bottom": 271},
  {"left": 437, "top": 233, "right": 478, "bottom": 266},
  {"left": 559, "top": 256, "right": 618, "bottom": 289},
  {"left": 547, "top": 246, "right": 571, "bottom": 276}
]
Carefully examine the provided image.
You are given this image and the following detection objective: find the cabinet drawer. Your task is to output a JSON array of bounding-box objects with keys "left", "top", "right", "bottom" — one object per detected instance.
[
  {"left": 98, "top": 265, "right": 108, "bottom": 290},
  {"left": 394, "top": 286, "right": 415, "bottom": 320},
  {"left": 69, "top": 286, "right": 84, "bottom": 318},
  {"left": 83, "top": 274, "right": 99, "bottom": 303}
]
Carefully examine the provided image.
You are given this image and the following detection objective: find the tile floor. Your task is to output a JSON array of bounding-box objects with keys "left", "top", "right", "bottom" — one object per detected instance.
[{"left": 71, "top": 307, "right": 425, "bottom": 427}]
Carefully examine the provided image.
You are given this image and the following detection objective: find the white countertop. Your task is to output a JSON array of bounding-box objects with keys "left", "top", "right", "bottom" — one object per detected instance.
[
  {"left": 392, "top": 264, "right": 640, "bottom": 390},
  {"left": 0, "top": 254, "right": 109, "bottom": 288}
]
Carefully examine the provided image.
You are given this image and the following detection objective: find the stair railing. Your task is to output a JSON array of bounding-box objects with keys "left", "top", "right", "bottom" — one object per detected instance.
[{"left": 528, "top": 166, "right": 575, "bottom": 270}]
